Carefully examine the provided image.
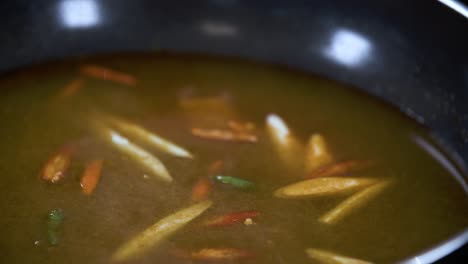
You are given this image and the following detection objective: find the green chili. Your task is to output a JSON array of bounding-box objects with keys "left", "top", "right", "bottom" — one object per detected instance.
[
  {"left": 47, "top": 209, "right": 64, "bottom": 246},
  {"left": 211, "top": 175, "right": 256, "bottom": 190}
]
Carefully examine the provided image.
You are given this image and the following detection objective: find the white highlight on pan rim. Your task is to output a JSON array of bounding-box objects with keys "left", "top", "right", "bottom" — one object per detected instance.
[
  {"left": 58, "top": 0, "right": 101, "bottom": 28},
  {"left": 324, "top": 29, "right": 371, "bottom": 67},
  {"left": 438, "top": 0, "right": 468, "bottom": 18}
]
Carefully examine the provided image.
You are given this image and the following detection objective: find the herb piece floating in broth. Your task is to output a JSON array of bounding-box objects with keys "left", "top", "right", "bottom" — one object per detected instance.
[
  {"left": 274, "top": 177, "right": 376, "bottom": 199},
  {"left": 191, "top": 128, "right": 257, "bottom": 143},
  {"left": 305, "top": 248, "right": 373, "bottom": 264},
  {"left": 40, "top": 145, "right": 72, "bottom": 184},
  {"left": 80, "top": 159, "right": 104, "bottom": 195},
  {"left": 57, "top": 78, "right": 85, "bottom": 99},
  {"left": 319, "top": 180, "right": 393, "bottom": 225},
  {"left": 306, "top": 134, "right": 334, "bottom": 173},
  {"left": 308, "top": 160, "right": 374, "bottom": 178},
  {"left": 172, "top": 248, "right": 254, "bottom": 261},
  {"left": 203, "top": 210, "right": 259, "bottom": 227},
  {"left": 211, "top": 175, "right": 256, "bottom": 191},
  {"left": 80, "top": 64, "right": 137, "bottom": 86},
  {"left": 47, "top": 209, "right": 64, "bottom": 246},
  {"left": 112, "top": 200, "right": 213, "bottom": 262},
  {"left": 96, "top": 126, "right": 172, "bottom": 183},
  {"left": 266, "top": 114, "right": 303, "bottom": 171},
  {"left": 106, "top": 116, "right": 193, "bottom": 158}
]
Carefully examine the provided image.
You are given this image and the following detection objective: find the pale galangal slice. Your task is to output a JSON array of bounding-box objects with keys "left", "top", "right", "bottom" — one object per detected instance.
[
  {"left": 319, "top": 179, "right": 393, "bottom": 224},
  {"left": 112, "top": 200, "right": 213, "bottom": 262},
  {"left": 95, "top": 125, "right": 172, "bottom": 183},
  {"left": 106, "top": 116, "right": 193, "bottom": 158},
  {"left": 274, "top": 177, "right": 376, "bottom": 199},
  {"left": 305, "top": 248, "right": 373, "bottom": 264}
]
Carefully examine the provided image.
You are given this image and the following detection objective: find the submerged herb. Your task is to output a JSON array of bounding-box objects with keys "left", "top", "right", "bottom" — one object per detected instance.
[
  {"left": 47, "top": 209, "right": 64, "bottom": 246},
  {"left": 211, "top": 175, "right": 256, "bottom": 190}
]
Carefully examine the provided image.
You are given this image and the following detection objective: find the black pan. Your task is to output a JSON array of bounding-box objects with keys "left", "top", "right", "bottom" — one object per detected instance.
[{"left": 0, "top": 0, "right": 467, "bottom": 263}]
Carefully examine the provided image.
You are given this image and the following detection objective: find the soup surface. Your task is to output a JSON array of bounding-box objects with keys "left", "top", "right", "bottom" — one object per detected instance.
[{"left": 0, "top": 54, "right": 467, "bottom": 264}]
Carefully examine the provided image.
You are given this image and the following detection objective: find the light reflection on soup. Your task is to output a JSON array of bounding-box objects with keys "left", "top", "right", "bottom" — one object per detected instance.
[{"left": 0, "top": 54, "right": 467, "bottom": 264}]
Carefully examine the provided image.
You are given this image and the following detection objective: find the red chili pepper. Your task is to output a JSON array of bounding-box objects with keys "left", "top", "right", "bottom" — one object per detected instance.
[
  {"left": 207, "top": 160, "right": 224, "bottom": 176},
  {"left": 40, "top": 145, "right": 73, "bottom": 184},
  {"left": 58, "top": 78, "right": 85, "bottom": 99},
  {"left": 80, "top": 159, "right": 104, "bottom": 195},
  {"left": 308, "top": 160, "right": 374, "bottom": 178},
  {"left": 80, "top": 64, "right": 137, "bottom": 86},
  {"left": 191, "top": 160, "right": 223, "bottom": 201},
  {"left": 191, "top": 177, "right": 212, "bottom": 201},
  {"left": 204, "top": 210, "right": 259, "bottom": 227}
]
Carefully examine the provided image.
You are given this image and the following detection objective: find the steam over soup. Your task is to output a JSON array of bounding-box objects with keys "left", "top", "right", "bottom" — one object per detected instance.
[{"left": 0, "top": 54, "right": 467, "bottom": 264}]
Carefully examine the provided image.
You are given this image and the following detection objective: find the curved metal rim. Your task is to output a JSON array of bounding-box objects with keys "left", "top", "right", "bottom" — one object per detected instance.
[
  {"left": 438, "top": 0, "right": 468, "bottom": 18},
  {"left": 399, "top": 228, "right": 468, "bottom": 264},
  {"left": 400, "top": 134, "right": 468, "bottom": 263}
]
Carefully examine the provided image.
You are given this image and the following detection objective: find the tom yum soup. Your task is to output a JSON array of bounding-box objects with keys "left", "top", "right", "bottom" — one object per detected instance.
[{"left": 0, "top": 54, "right": 466, "bottom": 264}]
